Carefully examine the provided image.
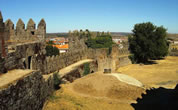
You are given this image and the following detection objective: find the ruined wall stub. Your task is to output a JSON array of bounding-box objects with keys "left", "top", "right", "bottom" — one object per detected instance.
[
  {"left": 0, "top": 11, "right": 8, "bottom": 73},
  {"left": 0, "top": 11, "right": 3, "bottom": 56},
  {"left": 0, "top": 11, "right": 7, "bottom": 58}
]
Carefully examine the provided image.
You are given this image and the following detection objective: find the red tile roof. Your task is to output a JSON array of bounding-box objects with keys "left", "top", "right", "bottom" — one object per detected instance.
[{"left": 53, "top": 44, "right": 68, "bottom": 49}]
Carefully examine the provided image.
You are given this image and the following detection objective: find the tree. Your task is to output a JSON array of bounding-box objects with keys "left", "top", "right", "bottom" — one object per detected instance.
[
  {"left": 83, "top": 63, "right": 90, "bottom": 76},
  {"left": 53, "top": 72, "right": 61, "bottom": 90},
  {"left": 45, "top": 45, "right": 59, "bottom": 56},
  {"left": 47, "top": 41, "right": 54, "bottom": 45},
  {"left": 85, "top": 34, "right": 113, "bottom": 49},
  {"left": 129, "top": 22, "right": 169, "bottom": 63}
]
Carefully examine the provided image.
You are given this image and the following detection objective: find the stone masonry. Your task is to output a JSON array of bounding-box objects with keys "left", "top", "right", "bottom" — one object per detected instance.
[
  {"left": 5, "top": 17, "right": 46, "bottom": 43},
  {"left": 0, "top": 11, "right": 46, "bottom": 73},
  {"left": 0, "top": 70, "right": 54, "bottom": 110}
]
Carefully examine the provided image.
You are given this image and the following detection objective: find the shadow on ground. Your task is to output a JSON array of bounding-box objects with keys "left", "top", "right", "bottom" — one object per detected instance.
[
  {"left": 144, "top": 60, "right": 157, "bottom": 65},
  {"left": 131, "top": 84, "right": 178, "bottom": 110}
]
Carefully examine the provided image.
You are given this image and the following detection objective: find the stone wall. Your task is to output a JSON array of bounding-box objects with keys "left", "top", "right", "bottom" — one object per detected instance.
[
  {"left": 0, "top": 11, "right": 46, "bottom": 73},
  {"left": 169, "top": 44, "right": 178, "bottom": 56},
  {"left": 36, "top": 35, "right": 89, "bottom": 74},
  {"left": 40, "top": 42, "right": 131, "bottom": 74},
  {"left": 34, "top": 47, "right": 88, "bottom": 74},
  {"left": 0, "top": 11, "right": 8, "bottom": 73},
  {"left": 5, "top": 18, "right": 46, "bottom": 43},
  {"left": 44, "top": 49, "right": 88, "bottom": 74},
  {"left": 0, "top": 11, "right": 4, "bottom": 56},
  {"left": 4, "top": 42, "right": 46, "bottom": 71},
  {"left": 87, "top": 44, "right": 131, "bottom": 72},
  {"left": 0, "top": 70, "right": 54, "bottom": 110},
  {"left": 61, "top": 60, "right": 98, "bottom": 82},
  {"left": 118, "top": 56, "right": 131, "bottom": 67}
]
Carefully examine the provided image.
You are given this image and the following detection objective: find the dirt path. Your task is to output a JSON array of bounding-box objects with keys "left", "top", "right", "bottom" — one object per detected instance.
[
  {"left": 107, "top": 73, "right": 143, "bottom": 87},
  {"left": 44, "top": 56, "right": 178, "bottom": 110},
  {"left": 59, "top": 59, "right": 93, "bottom": 77},
  {"left": 44, "top": 72, "right": 144, "bottom": 110},
  {"left": 118, "top": 56, "right": 178, "bottom": 89},
  {"left": 0, "top": 69, "right": 33, "bottom": 89}
]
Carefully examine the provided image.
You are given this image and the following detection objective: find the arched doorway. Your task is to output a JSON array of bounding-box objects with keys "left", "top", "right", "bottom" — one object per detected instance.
[{"left": 28, "top": 56, "right": 32, "bottom": 69}]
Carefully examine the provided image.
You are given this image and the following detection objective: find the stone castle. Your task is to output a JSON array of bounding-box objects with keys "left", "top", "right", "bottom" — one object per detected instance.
[
  {"left": 169, "top": 44, "right": 178, "bottom": 56},
  {"left": 0, "top": 11, "right": 47, "bottom": 73},
  {"left": 5, "top": 17, "right": 46, "bottom": 43},
  {"left": 0, "top": 11, "right": 131, "bottom": 110}
]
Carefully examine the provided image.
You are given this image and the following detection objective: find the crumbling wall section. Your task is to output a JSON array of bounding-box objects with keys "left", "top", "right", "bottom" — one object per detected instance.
[
  {"left": 4, "top": 42, "right": 46, "bottom": 71},
  {"left": 61, "top": 60, "right": 98, "bottom": 82},
  {"left": 169, "top": 44, "right": 178, "bottom": 56},
  {"left": 0, "top": 70, "right": 54, "bottom": 110},
  {"left": 0, "top": 11, "right": 8, "bottom": 73},
  {"left": 40, "top": 35, "right": 88, "bottom": 74},
  {"left": 87, "top": 44, "right": 131, "bottom": 72},
  {"left": 43, "top": 48, "right": 88, "bottom": 74}
]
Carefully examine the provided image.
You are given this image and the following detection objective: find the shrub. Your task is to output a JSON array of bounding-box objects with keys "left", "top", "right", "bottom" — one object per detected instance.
[
  {"left": 107, "top": 46, "right": 112, "bottom": 55},
  {"left": 83, "top": 63, "right": 90, "bottom": 76},
  {"left": 129, "top": 22, "right": 169, "bottom": 63},
  {"left": 53, "top": 72, "right": 61, "bottom": 90},
  {"left": 46, "top": 45, "right": 59, "bottom": 57},
  {"left": 129, "top": 54, "right": 137, "bottom": 64},
  {"left": 85, "top": 34, "right": 113, "bottom": 49}
]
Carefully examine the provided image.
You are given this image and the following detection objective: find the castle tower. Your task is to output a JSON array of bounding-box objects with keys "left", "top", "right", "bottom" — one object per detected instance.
[
  {"left": 0, "top": 11, "right": 3, "bottom": 22},
  {"left": 0, "top": 11, "right": 7, "bottom": 57},
  {"left": 37, "top": 18, "right": 46, "bottom": 40}
]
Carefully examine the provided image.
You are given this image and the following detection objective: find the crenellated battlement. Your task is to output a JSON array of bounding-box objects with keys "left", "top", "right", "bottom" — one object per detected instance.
[
  {"left": 0, "top": 11, "right": 46, "bottom": 73},
  {"left": 5, "top": 18, "right": 46, "bottom": 43}
]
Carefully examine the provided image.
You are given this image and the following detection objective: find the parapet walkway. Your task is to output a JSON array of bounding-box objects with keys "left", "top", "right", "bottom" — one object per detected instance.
[
  {"left": 0, "top": 59, "right": 94, "bottom": 89},
  {"left": 59, "top": 59, "right": 94, "bottom": 77},
  {"left": 0, "top": 69, "right": 33, "bottom": 89}
]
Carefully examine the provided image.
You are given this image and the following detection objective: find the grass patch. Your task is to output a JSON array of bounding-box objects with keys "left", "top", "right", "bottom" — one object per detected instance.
[{"left": 48, "top": 94, "right": 60, "bottom": 102}]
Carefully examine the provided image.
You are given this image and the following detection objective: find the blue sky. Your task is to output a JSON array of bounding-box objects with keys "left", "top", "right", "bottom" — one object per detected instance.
[{"left": 0, "top": 0, "right": 178, "bottom": 33}]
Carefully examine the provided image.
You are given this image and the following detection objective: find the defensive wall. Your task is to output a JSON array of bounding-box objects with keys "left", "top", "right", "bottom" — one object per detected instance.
[
  {"left": 0, "top": 70, "right": 53, "bottom": 110},
  {"left": 0, "top": 59, "right": 98, "bottom": 110},
  {"left": 0, "top": 11, "right": 131, "bottom": 110},
  {"left": 5, "top": 18, "right": 46, "bottom": 43},
  {"left": 169, "top": 44, "right": 178, "bottom": 56}
]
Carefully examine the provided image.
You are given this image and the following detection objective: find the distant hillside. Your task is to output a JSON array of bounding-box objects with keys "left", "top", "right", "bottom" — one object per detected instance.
[
  {"left": 46, "top": 32, "right": 178, "bottom": 41},
  {"left": 111, "top": 32, "right": 132, "bottom": 37},
  {"left": 46, "top": 33, "right": 68, "bottom": 38},
  {"left": 167, "top": 34, "right": 178, "bottom": 41},
  {"left": 46, "top": 32, "right": 132, "bottom": 38}
]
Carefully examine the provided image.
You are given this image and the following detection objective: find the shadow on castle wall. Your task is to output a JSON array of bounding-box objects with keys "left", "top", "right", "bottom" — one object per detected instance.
[{"left": 131, "top": 84, "right": 178, "bottom": 110}]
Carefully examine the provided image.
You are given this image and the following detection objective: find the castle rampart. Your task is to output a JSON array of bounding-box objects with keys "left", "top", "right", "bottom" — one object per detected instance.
[{"left": 5, "top": 18, "right": 46, "bottom": 43}]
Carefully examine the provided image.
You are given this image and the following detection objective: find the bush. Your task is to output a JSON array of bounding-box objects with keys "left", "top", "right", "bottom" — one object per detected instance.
[
  {"left": 107, "top": 46, "right": 112, "bottom": 55},
  {"left": 129, "top": 22, "right": 169, "bottom": 63},
  {"left": 0, "top": 57, "right": 7, "bottom": 73},
  {"left": 85, "top": 35, "right": 113, "bottom": 49},
  {"left": 128, "top": 54, "right": 137, "bottom": 64},
  {"left": 53, "top": 72, "right": 61, "bottom": 90},
  {"left": 83, "top": 63, "right": 90, "bottom": 76},
  {"left": 46, "top": 45, "right": 59, "bottom": 57},
  {"left": 47, "top": 41, "right": 54, "bottom": 45}
]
